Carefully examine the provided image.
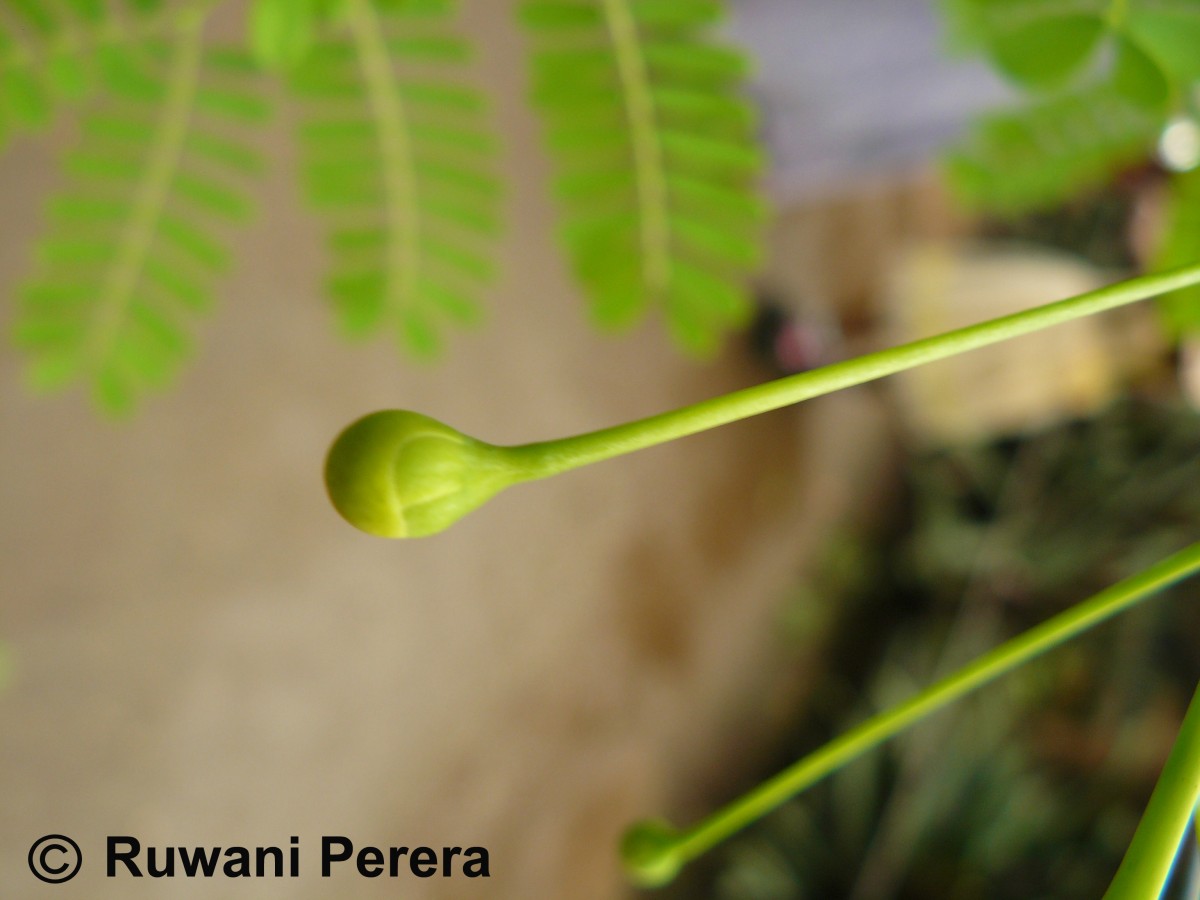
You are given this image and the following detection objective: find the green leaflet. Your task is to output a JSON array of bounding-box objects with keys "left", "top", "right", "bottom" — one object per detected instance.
[
  {"left": 1127, "top": 7, "right": 1200, "bottom": 82},
  {"left": 1155, "top": 169, "right": 1200, "bottom": 333},
  {"left": 250, "top": 0, "right": 318, "bottom": 70},
  {"left": 293, "top": 0, "right": 500, "bottom": 359},
  {"left": 626, "top": 0, "right": 722, "bottom": 29},
  {"left": 521, "top": 1, "right": 604, "bottom": 29},
  {"left": 188, "top": 130, "right": 264, "bottom": 175},
  {"left": 47, "top": 53, "right": 89, "bottom": 101},
  {"left": 62, "top": 0, "right": 106, "bottom": 22},
  {"left": 13, "top": 32, "right": 266, "bottom": 415},
  {"left": 945, "top": 0, "right": 1109, "bottom": 71},
  {"left": 522, "top": 0, "right": 764, "bottom": 356},
  {"left": 641, "top": 42, "right": 747, "bottom": 83},
  {"left": 386, "top": 34, "right": 469, "bottom": 62},
  {"left": 2, "top": 71, "right": 50, "bottom": 126},
  {"left": 987, "top": 13, "right": 1104, "bottom": 89},
  {"left": 7, "top": 0, "right": 56, "bottom": 36},
  {"left": 1111, "top": 34, "right": 1170, "bottom": 113},
  {"left": 195, "top": 84, "right": 271, "bottom": 121},
  {"left": 937, "top": 0, "right": 986, "bottom": 51}
]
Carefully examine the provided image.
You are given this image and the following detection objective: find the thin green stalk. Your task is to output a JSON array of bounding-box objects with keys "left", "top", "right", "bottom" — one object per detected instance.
[
  {"left": 620, "top": 541, "right": 1200, "bottom": 887},
  {"left": 514, "top": 262, "right": 1200, "bottom": 479},
  {"left": 1104, "top": 681, "right": 1200, "bottom": 900},
  {"left": 601, "top": 0, "right": 672, "bottom": 294}
]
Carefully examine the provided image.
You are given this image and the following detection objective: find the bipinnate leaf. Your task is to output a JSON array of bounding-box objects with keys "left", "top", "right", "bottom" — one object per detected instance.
[
  {"left": 291, "top": 0, "right": 499, "bottom": 359},
  {"left": 12, "top": 30, "right": 267, "bottom": 414},
  {"left": 521, "top": 0, "right": 765, "bottom": 356}
]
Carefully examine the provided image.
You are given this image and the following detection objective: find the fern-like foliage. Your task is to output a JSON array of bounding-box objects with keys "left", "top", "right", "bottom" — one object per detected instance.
[
  {"left": 0, "top": 0, "right": 182, "bottom": 149},
  {"left": 12, "top": 19, "right": 266, "bottom": 414},
  {"left": 521, "top": 0, "right": 765, "bottom": 356},
  {"left": 946, "top": 83, "right": 1163, "bottom": 213},
  {"left": 940, "top": 0, "right": 1200, "bottom": 213},
  {"left": 291, "top": 0, "right": 500, "bottom": 359}
]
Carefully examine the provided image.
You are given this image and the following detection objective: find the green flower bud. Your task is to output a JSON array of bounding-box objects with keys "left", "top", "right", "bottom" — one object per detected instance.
[
  {"left": 620, "top": 819, "right": 684, "bottom": 888},
  {"left": 324, "top": 410, "right": 519, "bottom": 538}
]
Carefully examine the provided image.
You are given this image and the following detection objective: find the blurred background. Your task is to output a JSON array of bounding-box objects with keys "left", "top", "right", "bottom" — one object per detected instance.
[{"left": 1, "top": 1, "right": 1199, "bottom": 898}]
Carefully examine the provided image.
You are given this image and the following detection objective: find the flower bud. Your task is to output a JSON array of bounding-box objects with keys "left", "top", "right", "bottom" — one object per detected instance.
[
  {"left": 324, "top": 410, "right": 517, "bottom": 538},
  {"left": 620, "top": 819, "right": 684, "bottom": 887}
]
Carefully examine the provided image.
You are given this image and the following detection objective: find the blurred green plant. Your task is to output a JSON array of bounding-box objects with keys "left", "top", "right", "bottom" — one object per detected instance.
[
  {"left": 1, "top": 0, "right": 762, "bottom": 413},
  {"left": 15, "top": 24, "right": 264, "bottom": 412},
  {"left": 622, "top": 541, "right": 1200, "bottom": 894},
  {"left": 520, "top": 0, "right": 763, "bottom": 354},
  {"left": 290, "top": 0, "right": 501, "bottom": 358},
  {"left": 690, "top": 397, "right": 1200, "bottom": 898},
  {"left": 940, "top": 0, "right": 1200, "bottom": 330}
]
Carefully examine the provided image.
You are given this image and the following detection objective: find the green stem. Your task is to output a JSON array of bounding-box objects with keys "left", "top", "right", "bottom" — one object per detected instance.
[
  {"left": 1104, "top": 681, "right": 1200, "bottom": 900},
  {"left": 344, "top": 0, "right": 422, "bottom": 311},
  {"left": 510, "top": 262, "right": 1200, "bottom": 480},
  {"left": 601, "top": 0, "right": 672, "bottom": 295},
  {"left": 88, "top": 10, "right": 206, "bottom": 368},
  {"left": 622, "top": 540, "right": 1200, "bottom": 886}
]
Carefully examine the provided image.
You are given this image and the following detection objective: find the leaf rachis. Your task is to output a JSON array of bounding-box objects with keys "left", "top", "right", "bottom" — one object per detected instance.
[
  {"left": 601, "top": 0, "right": 672, "bottom": 295},
  {"left": 344, "top": 0, "right": 422, "bottom": 314},
  {"left": 88, "top": 12, "right": 205, "bottom": 369}
]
